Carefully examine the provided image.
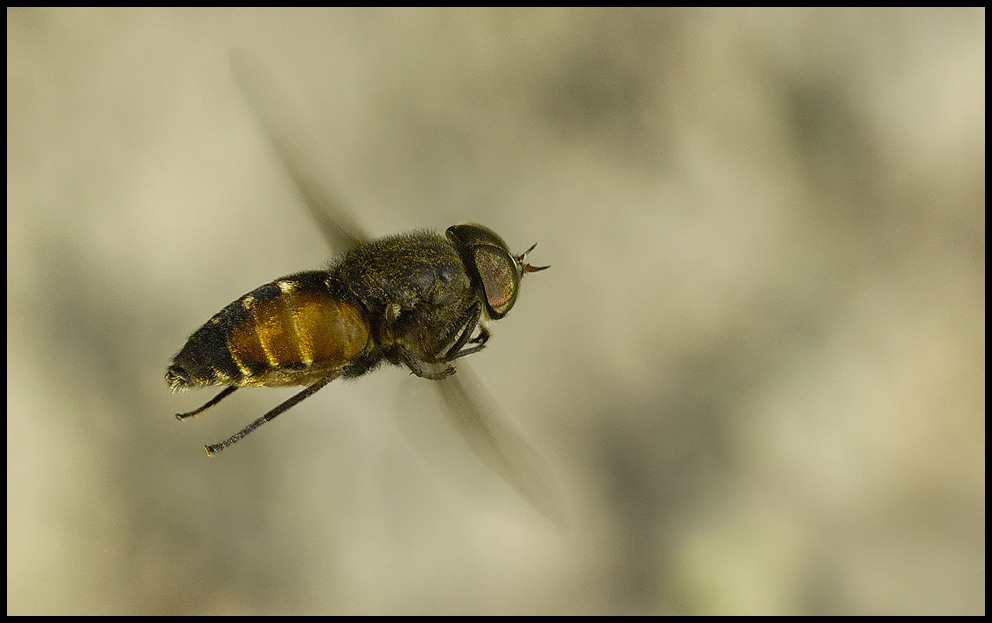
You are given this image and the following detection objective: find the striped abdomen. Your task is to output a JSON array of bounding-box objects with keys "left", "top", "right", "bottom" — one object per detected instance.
[{"left": 166, "top": 271, "right": 370, "bottom": 391}]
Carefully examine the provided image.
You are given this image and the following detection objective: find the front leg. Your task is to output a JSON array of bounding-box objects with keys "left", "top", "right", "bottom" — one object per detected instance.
[
  {"left": 382, "top": 304, "right": 459, "bottom": 379},
  {"left": 396, "top": 302, "right": 490, "bottom": 379},
  {"left": 468, "top": 325, "right": 490, "bottom": 346},
  {"left": 441, "top": 302, "right": 485, "bottom": 361},
  {"left": 448, "top": 324, "right": 490, "bottom": 360}
]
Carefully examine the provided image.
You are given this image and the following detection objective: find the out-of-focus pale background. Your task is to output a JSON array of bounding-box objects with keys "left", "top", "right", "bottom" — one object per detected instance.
[{"left": 7, "top": 8, "right": 984, "bottom": 615}]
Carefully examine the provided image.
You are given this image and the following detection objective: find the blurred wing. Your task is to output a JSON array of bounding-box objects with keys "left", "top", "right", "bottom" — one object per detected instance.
[
  {"left": 230, "top": 49, "right": 372, "bottom": 250},
  {"left": 435, "top": 364, "right": 567, "bottom": 527},
  {"left": 233, "top": 51, "right": 563, "bottom": 525}
]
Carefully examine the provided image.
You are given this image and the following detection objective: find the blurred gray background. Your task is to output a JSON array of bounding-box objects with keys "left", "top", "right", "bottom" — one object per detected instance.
[{"left": 6, "top": 8, "right": 984, "bottom": 615}]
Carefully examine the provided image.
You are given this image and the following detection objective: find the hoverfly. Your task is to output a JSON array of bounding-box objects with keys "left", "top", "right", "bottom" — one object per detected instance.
[{"left": 166, "top": 53, "right": 563, "bottom": 522}]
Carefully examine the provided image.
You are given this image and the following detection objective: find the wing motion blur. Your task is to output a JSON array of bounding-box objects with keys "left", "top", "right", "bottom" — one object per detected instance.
[{"left": 230, "top": 51, "right": 564, "bottom": 524}]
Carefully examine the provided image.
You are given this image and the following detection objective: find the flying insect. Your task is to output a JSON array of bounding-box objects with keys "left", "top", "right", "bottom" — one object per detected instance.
[
  {"left": 166, "top": 223, "right": 548, "bottom": 455},
  {"left": 166, "top": 53, "right": 563, "bottom": 522}
]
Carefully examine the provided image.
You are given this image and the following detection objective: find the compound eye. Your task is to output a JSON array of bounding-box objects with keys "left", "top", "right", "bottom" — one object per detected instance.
[{"left": 473, "top": 246, "right": 519, "bottom": 318}]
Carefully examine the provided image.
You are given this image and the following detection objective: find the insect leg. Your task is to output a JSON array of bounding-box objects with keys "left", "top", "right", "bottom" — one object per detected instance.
[
  {"left": 468, "top": 326, "right": 491, "bottom": 346},
  {"left": 444, "top": 304, "right": 488, "bottom": 361},
  {"left": 175, "top": 386, "right": 239, "bottom": 421},
  {"left": 396, "top": 303, "right": 493, "bottom": 379},
  {"left": 203, "top": 371, "right": 339, "bottom": 456}
]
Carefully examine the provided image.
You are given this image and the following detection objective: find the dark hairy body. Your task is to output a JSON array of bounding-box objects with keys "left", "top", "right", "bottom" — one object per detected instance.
[{"left": 166, "top": 224, "right": 545, "bottom": 455}]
